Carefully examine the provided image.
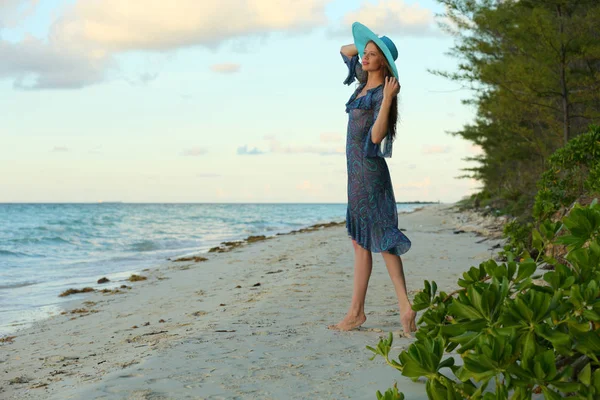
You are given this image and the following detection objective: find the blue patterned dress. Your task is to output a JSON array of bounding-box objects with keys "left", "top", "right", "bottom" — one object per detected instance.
[{"left": 342, "top": 52, "right": 411, "bottom": 256}]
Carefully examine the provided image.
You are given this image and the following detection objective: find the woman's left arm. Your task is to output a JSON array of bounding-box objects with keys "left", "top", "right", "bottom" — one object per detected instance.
[{"left": 370, "top": 77, "right": 400, "bottom": 144}]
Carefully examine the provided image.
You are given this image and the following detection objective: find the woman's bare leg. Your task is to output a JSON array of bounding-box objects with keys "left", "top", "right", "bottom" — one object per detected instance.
[
  {"left": 328, "top": 239, "right": 372, "bottom": 331},
  {"left": 381, "top": 252, "right": 417, "bottom": 336}
]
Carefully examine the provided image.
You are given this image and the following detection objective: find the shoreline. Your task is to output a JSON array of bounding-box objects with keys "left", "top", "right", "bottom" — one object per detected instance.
[
  {"left": 1, "top": 204, "right": 426, "bottom": 337},
  {"left": 183, "top": 204, "right": 425, "bottom": 255},
  {"left": 1, "top": 203, "right": 505, "bottom": 399}
]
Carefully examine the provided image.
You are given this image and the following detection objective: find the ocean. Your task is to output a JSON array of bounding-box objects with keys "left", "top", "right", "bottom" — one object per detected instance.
[{"left": 0, "top": 202, "right": 425, "bottom": 335}]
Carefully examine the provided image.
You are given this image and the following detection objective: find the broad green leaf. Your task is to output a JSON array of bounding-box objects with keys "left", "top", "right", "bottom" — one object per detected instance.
[
  {"left": 534, "top": 325, "right": 570, "bottom": 348},
  {"left": 533, "top": 361, "right": 545, "bottom": 380},
  {"left": 540, "top": 386, "right": 562, "bottom": 400},
  {"left": 549, "top": 381, "right": 581, "bottom": 393},
  {"left": 450, "top": 331, "right": 482, "bottom": 353},
  {"left": 467, "top": 285, "right": 486, "bottom": 318},
  {"left": 400, "top": 361, "right": 431, "bottom": 379},
  {"left": 513, "top": 297, "right": 534, "bottom": 322},
  {"left": 449, "top": 301, "right": 484, "bottom": 320},
  {"left": 578, "top": 362, "right": 591, "bottom": 386},
  {"left": 583, "top": 309, "right": 600, "bottom": 321},
  {"left": 521, "top": 331, "right": 536, "bottom": 367},
  {"left": 463, "top": 354, "right": 498, "bottom": 382},
  {"left": 516, "top": 262, "right": 536, "bottom": 282},
  {"left": 438, "top": 357, "right": 455, "bottom": 370},
  {"left": 574, "top": 330, "right": 600, "bottom": 356},
  {"left": 426, "top": 379, "right": 449, "bottom": 400},
  {"left": 441, "top": 319, "right": 487, "bottom": 336},
  {"left": 593, "top": 368, "right": 600, "bottom": 392}
]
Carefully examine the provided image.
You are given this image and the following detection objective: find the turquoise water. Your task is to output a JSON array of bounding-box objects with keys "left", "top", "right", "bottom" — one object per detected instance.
[{"left": 0, "top": 203, "right": 424, "bottom": 335}]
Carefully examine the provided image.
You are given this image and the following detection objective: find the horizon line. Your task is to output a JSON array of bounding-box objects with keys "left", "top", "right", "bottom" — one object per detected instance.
[{"left": 0, "top": 201, "right": 445, "bottom": 205}]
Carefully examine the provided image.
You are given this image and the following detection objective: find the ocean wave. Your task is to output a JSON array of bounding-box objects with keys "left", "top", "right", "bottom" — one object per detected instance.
[
  {"left": 0, "top": 249, "right": 42, "bottom": 258},
  {"left": 91, "top": 220, "right": 116, "bottom": 227},
  {"left": 128, "top": 240, "right": 161, "bottom": 252},
  {"left": 47, "top": 218, "right": 84, "bottom": 226},
  {"left": 7, "top": 236, "right": 75, "bottom": 245},
  {"left": 34, "top": 224, "right": 86, "bottom": 234},
  {"left": 0, "top": 281, "right": 38, "bottom": 290}
]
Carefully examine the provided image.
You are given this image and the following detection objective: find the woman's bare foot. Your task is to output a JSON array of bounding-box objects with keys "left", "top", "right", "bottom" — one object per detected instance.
[
  {"left": 400, "top": 309, "right": 417, "bottom": 337},
  {"left": 327, "top": 313, "right": 367, "bottom": 331}
]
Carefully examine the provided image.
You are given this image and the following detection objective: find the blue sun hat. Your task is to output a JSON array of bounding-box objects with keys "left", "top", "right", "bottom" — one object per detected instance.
[{"left": 352, "top": 22, "right": 399, "bottom": 79}]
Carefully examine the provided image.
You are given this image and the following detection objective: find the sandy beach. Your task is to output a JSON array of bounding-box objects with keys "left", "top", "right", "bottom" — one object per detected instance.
[{"left": 1, "top": 204, "right": 504, "bottom": 400}]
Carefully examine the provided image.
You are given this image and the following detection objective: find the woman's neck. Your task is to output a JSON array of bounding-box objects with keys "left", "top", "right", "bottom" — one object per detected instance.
[{"left": 365, "top": 71, "right": 384, "bottom": 88}]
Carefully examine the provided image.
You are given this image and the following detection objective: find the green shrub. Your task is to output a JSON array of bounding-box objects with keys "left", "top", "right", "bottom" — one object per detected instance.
[
  {"left": 587, "top": 163, "right": 600, "bottom": 194},
  {"left": 376, "top": 385, "right": 405, "bottom": 400},
  {"left": 500, "top": 220, "right": 533, "bottom": 259},
  {"left": 369, "top": 200, "right": 600, "bottom": 399},
  {"left": 533, "top": 125, "right": 600, "bottom": 221},
  {"left": 457, "top": 190, "right": 493, "bottom": 212}
]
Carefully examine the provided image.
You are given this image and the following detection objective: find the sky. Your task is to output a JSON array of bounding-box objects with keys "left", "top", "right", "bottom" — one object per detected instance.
[{"left": 0, "top": 0, "right": 482, "bottom": 203}]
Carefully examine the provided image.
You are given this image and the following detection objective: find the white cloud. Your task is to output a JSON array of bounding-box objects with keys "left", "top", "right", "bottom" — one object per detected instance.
[
  {"left": 237, "top": 145, "right": 266, "bottom": 155},
  {"left": 180, "top": 147, "right": 208, "bottom": 156},
  {"left": 297, "top": 180, "right": 312, "bottom": 191},
  {"left": 396, "top": 177, "right": 431, "bottom": 190},
  {"left": 422, "top": 145, "right": 451, "bottom": 155},
  {"left": 210, "top": 63, "right": 241, "bottom": 74},
  {"left": 332, "top": 0, "right": 442, "bottom": 38},
  {"left": 0, "top": 0, "right": 38, "bottom": 28},
  {"left": 51, "top": 146, "right": 69, "bottom": 152},
  {"left": 216, "top": 187, "right": 226, "bottom": 198},
  {"left": 88, "top": 145, "right": 102, "bottom": 154},
  {"left": 239, "top": 136, "right": 345, "bottom": 156},
  {"left": 1, "top": 0, "right": 331, "bottom": 89},
  {"left": 320, "top": 132, "right": 343, "bottom": 143},
  {"left": 268, "top": 137, "right": 344, "bottom": 156},
  {"left": 465, "top": 144, "right": 483, "bottom": 155},
  {"left": 53, "top": 0, "right": 330, "bottom": 53},
  {"left": 0, "top": 37, "right": 109, "bottom": 89},
  {"left": 139, "top": 72, "right": 159, "bottom": 84}
]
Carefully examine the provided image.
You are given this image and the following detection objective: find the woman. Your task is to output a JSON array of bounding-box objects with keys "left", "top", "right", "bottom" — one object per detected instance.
[{"left": 328, "top": 22, "right": 417, "bottom": 335}]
